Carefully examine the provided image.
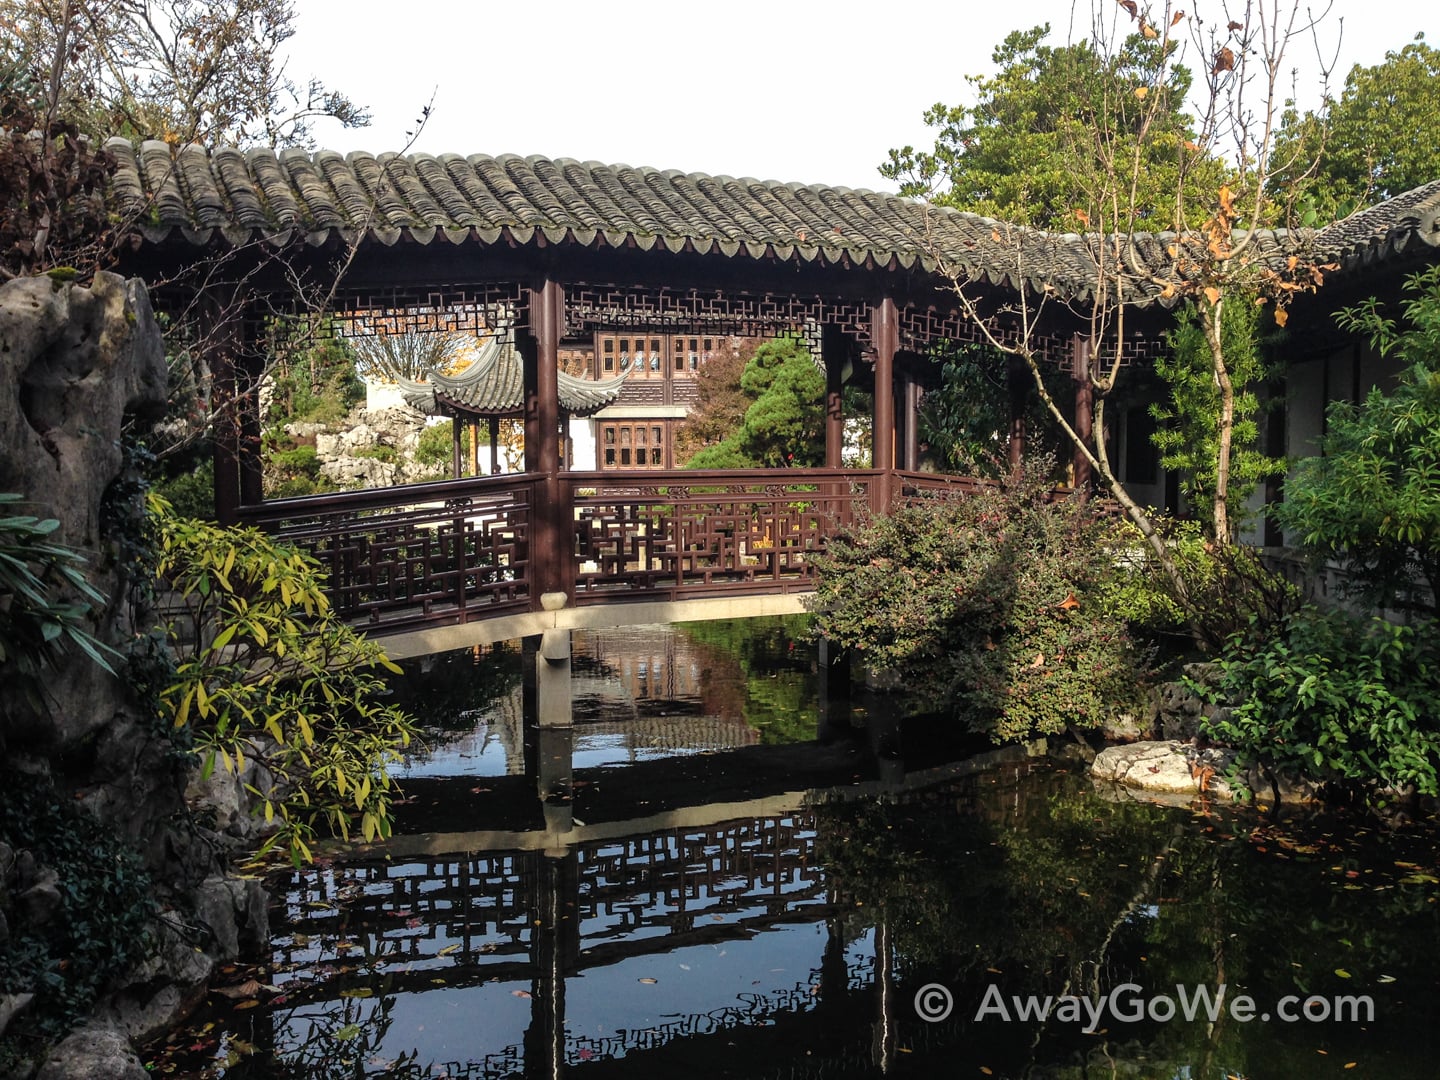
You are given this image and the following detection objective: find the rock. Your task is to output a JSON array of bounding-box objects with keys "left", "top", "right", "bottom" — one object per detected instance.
[
  {"left": 1103, "top": 711, "right": 1149, "bottom": 743},
  {"left": 0, "top": 992, "right": 35, "bottom": 1040},
  {"left": 35, "top": 1022, "right": 148, "bottom": 1080},
  {"left": 0, "top": 272, "right": 166, "bottom": 758},
  {"left": 17, "top": 867, "right": 61, "bottom": 927},
  {"left": 1091, "top": 740, "right": 1239, "bottom": 800},
  {"left": 192, "top": 874, "right": 270, "bottom": 962}
]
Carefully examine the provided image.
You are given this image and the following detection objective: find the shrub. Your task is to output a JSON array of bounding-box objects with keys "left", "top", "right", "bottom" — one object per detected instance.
[
  {"left": 0, "top": 493, "right": 116, "bottom": 719},
  {"left": 809, "top": 461, "right": 1150, "bottom": 741},
  {"left": 1202, "top": 607, "right": 1440, "bottom": 796},
  {"left": 1272, "top": 266, "right": 1440, "bottom": 617},
  {"left": 153, "top": 496, "right": 418, "bottom": 863}
]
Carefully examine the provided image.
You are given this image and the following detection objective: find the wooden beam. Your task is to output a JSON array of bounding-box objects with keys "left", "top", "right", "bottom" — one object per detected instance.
[
  {"left": 823, "top": 325, "right": 845, "bottom": 469},
  {"left": 1007, "top": 354, "right": 1028, "bottom": 473},
  {"left": 524, "top": 280, "right": 569, "bottom": 605},
  {"left": 869, "top": 299, "right": 898, "bottom": 513}
]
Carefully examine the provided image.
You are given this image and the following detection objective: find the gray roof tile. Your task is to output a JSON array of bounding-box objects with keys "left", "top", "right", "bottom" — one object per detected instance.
[{"left": 101, "top": 140, "right": 1440, "bottom": 303}]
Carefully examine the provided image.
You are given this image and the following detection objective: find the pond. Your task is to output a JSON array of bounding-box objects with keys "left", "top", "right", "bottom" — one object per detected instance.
[{"left": 146, "top": 617, "right": 1440, "bottom": 1079}]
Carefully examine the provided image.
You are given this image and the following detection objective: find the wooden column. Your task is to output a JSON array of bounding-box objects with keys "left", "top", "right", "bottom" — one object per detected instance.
[
  {"left": 523, "top": 280, "right": 570, "bottom": 606},
  {"left": 212, "top": 345, "right": 241, "bottom": 525},
  {"left": 898, "top": 367, "right": 921, "bottom": 472},
  {"left": 450, "top": 416, "right": 462, "bottom": 479},
  {"left": 823, "top": 325, "right": 845, "bottom": 469},
  {"left": 1007, "top": 354, "right": 1028, "bottom": 473},
  {"left": 489, "top": 417, "right": 500, "bottom": 474},
  {"left": 470, "top": 419, "right": 482, "bottom": 476},
  {"left": 206, "top": 294, "right": 247, "bottom": 525},
  {"left": 238, "top": 344, "right": 264, "bottom": 507},
  {"left": 869, "top": 299, "right": 898, "bottom": 514},
  {"left": 1072, "top": 335, "right": 1093, "bottom": 495}
]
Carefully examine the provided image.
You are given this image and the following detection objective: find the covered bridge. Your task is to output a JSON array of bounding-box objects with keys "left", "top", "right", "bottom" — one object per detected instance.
[{"left": 106, "top": 139, "right": 1440, "bottom": 628}]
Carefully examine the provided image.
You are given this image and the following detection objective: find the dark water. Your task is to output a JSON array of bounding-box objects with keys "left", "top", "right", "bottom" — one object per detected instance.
[{"left": 147, "top": 618, "right": 1440, "bottom": 1079}]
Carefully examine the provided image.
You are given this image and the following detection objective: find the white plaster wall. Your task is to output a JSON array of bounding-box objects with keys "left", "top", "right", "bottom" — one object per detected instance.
[{"left": 569, "top": 416, "right": 597, "bottom": 471}]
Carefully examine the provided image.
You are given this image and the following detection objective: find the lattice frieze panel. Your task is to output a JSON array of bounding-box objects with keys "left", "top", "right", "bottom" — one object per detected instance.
[
  {"left": 241, "top": 480, "right": 533, "bottom": 630},
  {"left": 566, "top": 283, "right": 872, "bottom": 341},
  {"left": 323, "top": 284, "right": 526, "bottom": 344}
]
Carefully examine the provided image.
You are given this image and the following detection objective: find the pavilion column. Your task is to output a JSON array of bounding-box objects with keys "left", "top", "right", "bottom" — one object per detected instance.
[
  {"left": 451, "top": 416, "right": 462, "bottom": 479},
  {"left": 206, "top": 292, "right": 258, "bottom": 524},
  {"left": 238, "top": 345, "right": 264, "bottom": 507},
  {"left": 869, "top": 298, "right": 898, "bottom": 514},
  {"left": 823, "top": 325, "right": 846, "bottom": 469},
  {"left": 522, "top": 279, "right": 571, "bottom": 606},
  {"left": 897, "top": 366, "right": 921, "bottom": 472},
  {"left": 1007, "top": 354, "right": 1028, "bottom": 473},
  {"left": 470, "top": 419, "right": 482, "bottom": 476},
  {"left": 1071, "top": 335, "right": 1093, "bottom": 495},
  {"left": 489, "top": 417, "right": 500, "bottom": 474}
]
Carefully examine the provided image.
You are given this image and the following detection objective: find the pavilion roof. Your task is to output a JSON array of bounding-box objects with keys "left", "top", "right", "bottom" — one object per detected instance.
[
  {"left": 103, "top": 139, "right": 1440, "bottom": 302},
  {"left": 397, "top": 336, "right": 626, "bottom": 418}
]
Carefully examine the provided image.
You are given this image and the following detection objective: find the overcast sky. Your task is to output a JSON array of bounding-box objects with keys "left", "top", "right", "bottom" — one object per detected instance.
[{"left": 288, "top": 0, "right": 1430, "bottom": 193}]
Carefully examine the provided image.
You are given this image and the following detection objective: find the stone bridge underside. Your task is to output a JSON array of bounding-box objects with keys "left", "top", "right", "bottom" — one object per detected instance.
[{"left": 108, "top": 139, "right": 1440, "bottom": 632}]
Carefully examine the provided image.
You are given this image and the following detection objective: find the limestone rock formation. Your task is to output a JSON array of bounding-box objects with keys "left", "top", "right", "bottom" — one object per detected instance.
[{"left": 0, "top": 273, "right": 264, "bottom": 1078}]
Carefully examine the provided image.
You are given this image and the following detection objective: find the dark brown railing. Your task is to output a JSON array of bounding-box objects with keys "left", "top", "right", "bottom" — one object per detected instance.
[
  {"left": 567, "top": 468, "right": 872, "bottom": 603},
  {"left": 238, "top": 473, "right": 539, "bottom": 631},
  {"left": 238, "top": 467, "right": 1055, "bottom": 633}
]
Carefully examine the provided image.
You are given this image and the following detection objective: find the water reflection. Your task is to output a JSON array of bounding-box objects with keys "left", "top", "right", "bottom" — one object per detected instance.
[{"left": 151, "top": 619, "right": 1440, "bottom": 1079}]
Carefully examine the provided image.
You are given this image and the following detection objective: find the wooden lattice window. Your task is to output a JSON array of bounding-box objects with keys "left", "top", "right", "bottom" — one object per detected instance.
[{"left": 600, "top": 423, "right": 668, "bottom": 469}]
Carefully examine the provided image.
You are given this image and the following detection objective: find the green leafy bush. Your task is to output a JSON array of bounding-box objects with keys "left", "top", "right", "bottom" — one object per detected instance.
[
  {"left": 153, "top": 495, "right": 418, "bottom": 863},
  {"left": 1273, "top": 266, "right": 1440, "bottom": 616},
  {"left": 809, "top": 462, "right": 1150, "bottom": 741},
  {"left": 0, "top": 493, "right": 116, "bottom": 718},
  {"left": 1095, "top": 517, "right": 1300, "bottom": 652},
  {"left": 1202, "top": 607, "right": 1440, "bottom": 796}
]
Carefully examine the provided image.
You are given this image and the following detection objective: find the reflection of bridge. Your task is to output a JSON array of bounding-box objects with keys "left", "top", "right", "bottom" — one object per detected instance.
[
  {"left": 265, "top": 735, "right": 1032, "bottom": 1078},
  {"left": 269, "top": 809, "right": 889, "bottom": 1079}
]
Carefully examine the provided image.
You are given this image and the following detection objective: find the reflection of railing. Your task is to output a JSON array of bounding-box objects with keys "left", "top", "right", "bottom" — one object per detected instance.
[
  {"left": 238, "top": 474, "right": 539, "bottom": 632},
  {"left": 271, "top": 815, "right": 826, "bottom": 998},
  {"left": 569, "top": 468, "right": 871, "bottom": 602}
]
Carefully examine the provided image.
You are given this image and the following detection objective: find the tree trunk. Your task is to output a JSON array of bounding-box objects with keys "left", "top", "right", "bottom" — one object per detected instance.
[{"left": 1206, "top": 298, "right": 1236, "bottom": 544}]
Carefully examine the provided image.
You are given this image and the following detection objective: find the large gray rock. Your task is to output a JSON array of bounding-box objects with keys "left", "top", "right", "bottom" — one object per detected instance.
[
  {"left": 1092, "top": 740, "right": 1239, "bottom": 800},
  {"left": 0, "top": 271, "right": 166, "bottom": 755},
  {"left": 35, "top": 1022, "right": 148, "bottom": 1080}
]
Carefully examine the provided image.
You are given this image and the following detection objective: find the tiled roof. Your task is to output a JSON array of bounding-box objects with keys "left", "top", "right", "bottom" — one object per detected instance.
[
  {"left": 1312, "top": 178, "right": 1440, "bottom": 272},
  {"left": 398, "top": 336, "right": 626, "bottom": 417},
  {"left": 103, "top": 139, "right": 1440, "bottom": 302}
]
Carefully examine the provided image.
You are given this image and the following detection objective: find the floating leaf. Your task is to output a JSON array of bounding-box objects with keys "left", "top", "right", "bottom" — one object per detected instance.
[
  {"left": 334, "top": 1024, "right": 361, "bottom": 1041},
  {"left": 1335, "top": 968, "right": 1352, "bottom": 979},
  {"left": 511, "top": 989, "right": 532, "bottom": 999},
  {"left": 638, "top": 977, "right": 658, "bottom": 984}
]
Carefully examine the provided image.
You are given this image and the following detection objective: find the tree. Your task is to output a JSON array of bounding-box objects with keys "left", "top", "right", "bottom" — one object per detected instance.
[
  {"left": 889, "top": 2, "right": 1335, "bottom": 615},
  {"left": 1150, "top": 298, "right": 1281, "bottom": 529},
  {"left": 348, "top": 328, "right": 471, "bottom": 384},
  {"left": 684, "top": 336, "right": 826, "bottom": 469},
  {"left": 1272, "top": 266, "right": 1440, "bottom": 617},
  {"left": 0, "top": 0, "right": 368, "bottom": 145},
  {"left": 881, "top": 22, "right": 1226, "bottom": 230},
  {"left": 154, "top": 494, "right": 418, "bottom": 864},
  {"left": 675, "top": 340, "right": 754, "bottom": 464},
  {"left": 1273, "top": 35, "right": 1440, "bottom": 223}
]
